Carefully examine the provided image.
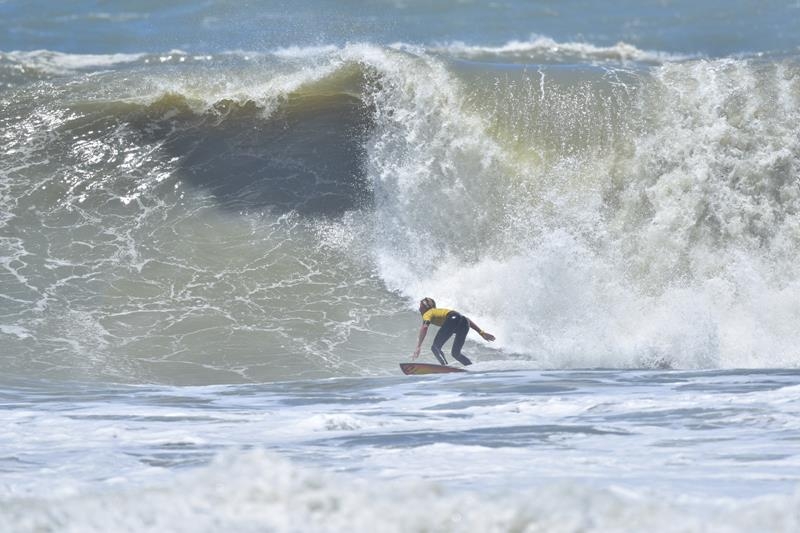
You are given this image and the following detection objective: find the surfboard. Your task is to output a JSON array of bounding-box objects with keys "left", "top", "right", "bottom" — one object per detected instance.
[{"left": 400, "top": 362, "right": 467, "bottom": 375}]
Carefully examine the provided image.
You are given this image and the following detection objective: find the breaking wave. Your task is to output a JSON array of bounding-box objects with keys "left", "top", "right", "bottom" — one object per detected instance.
[{"left": 1, "top": 42, "right": 799, "bottom": 383}]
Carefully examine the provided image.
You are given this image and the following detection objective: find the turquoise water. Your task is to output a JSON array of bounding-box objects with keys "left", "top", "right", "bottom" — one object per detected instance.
[{"left": 3, "top": 1, "right": 799, "bottom": 57}]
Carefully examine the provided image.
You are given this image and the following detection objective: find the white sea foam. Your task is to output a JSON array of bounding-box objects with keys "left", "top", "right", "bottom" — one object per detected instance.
[
  {"left": 0, "top": 325, "right": 33, "bottom": 339},
  {"left": 2, "top": 50, "right": 144, "bottom": 74},
  {"left": 1, "top": 369, "right": 798, "bottom": 529},
  {"left": 0, "top": 450, "right": 797, "bottom": 533}
]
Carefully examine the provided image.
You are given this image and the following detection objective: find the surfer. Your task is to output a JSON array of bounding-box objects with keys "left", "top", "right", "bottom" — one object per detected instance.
[{"left": 411, "top": 297, "right": 495, "bottom": 366}]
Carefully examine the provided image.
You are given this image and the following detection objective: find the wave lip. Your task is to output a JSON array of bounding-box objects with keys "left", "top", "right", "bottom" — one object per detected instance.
[{"left": 432, "top": 35, "right": 696, "bottom": 65}]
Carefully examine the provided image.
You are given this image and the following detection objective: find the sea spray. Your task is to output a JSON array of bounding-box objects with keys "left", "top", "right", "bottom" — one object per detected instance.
[{"left": 365, "top": 53, "right": 800, "bottom": 368}]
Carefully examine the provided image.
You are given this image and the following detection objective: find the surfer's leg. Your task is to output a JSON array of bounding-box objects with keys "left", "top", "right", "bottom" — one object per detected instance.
[
  {"left": 431, "top": 317, "right": 457, "bottom": 365},
  {"left": 450, "top": 316, "right": 472, "bottom": 366},
  {"left": 430, "top": 344, "right": 448, "bottom": 365},
  {"left": 451, "top": 351, "right": 472, "bottom": 366}
]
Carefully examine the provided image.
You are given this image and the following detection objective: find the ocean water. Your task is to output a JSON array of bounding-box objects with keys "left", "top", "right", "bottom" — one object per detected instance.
[{"left": 2, "top": 1, "right": 800, "bottom": 531}]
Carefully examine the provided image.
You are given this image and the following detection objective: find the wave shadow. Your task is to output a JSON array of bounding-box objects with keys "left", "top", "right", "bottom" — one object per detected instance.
[{"left": 129, "top": 89, "right": 375, "bottom": 217}]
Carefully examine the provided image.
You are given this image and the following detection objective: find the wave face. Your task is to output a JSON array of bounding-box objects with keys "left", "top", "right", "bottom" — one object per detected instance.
[{"left": 2, "top": 44, "right": 800, "bottom": 383}]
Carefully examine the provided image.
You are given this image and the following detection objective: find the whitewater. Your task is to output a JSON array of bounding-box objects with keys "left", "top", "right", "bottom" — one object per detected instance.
[{"left": 1, "top": 1, "right": 800, "bottom": 531}]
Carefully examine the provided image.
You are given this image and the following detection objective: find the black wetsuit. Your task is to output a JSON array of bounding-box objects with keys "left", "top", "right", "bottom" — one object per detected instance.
[{"left": 431, "top": 311, "right": 473, "bottom": 366}]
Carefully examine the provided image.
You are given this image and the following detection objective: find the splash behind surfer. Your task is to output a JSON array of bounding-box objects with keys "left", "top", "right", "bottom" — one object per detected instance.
[{"left": 411, "top": 297, "right": 495, "bottom": 366}]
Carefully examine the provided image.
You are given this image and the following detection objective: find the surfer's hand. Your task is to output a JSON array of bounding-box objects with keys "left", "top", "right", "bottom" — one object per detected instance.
[
  {"left": 411, "top": 348, "right": 420, "bottom": 359},
  {"left": 480, "top": 331, "right": 495, "bottom": 342}
]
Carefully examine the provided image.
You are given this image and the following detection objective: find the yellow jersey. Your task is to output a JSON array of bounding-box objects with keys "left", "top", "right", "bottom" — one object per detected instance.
[{"left": 422, "top": 308, "right": 451, "bottom": 327}]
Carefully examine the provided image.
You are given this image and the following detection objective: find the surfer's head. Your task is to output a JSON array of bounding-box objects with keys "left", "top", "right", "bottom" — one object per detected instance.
[{"left": 419, "top": 297, "right": 436, "bottom": 314}]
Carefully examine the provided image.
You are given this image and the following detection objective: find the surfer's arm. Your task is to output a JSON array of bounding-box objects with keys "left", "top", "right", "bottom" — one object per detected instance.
[
  {"left": 467, "top": 318, "right": 495, "bottom": 342},
  {"left": 412, "top": 322, "right": 429, "bottom": 359}
]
